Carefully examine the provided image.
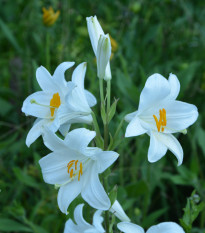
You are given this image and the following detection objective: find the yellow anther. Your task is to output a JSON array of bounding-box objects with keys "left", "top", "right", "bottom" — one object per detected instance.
[
  {"left": 78, "top": 162, "right": 83, "bottom": 181},
  {"left": 50, "top": 93, "right": 61, "bottom": 117},
  {"left": 75, "top": 160, "right": 78, "bottom": 170},
  {"left": 70, "top": 169, "right": 74, "bottom": 178},
  {"left": 153, "top": 108, "right": 167, "bottom": 132},
  {"left": 67, "top": 160, "right": 83, "bottom": 181},
  {"left": 67, "top": 160, "right": 75, "bottom": 173},
  {"left": 42, "top": 7, "right": 60, "bottom": 27}
]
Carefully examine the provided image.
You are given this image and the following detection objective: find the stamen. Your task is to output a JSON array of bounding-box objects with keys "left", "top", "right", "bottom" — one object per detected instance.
[
  {"left": 67, "top": 160, "right": 83, "bottom": 181},
  {"left": 70, "top": 169, "right": 74, "bottom": 178},
  {"left": 78, "top": 162, "right": 83, "bottom": 181},
  {"left": 153, "top": 108, "right": 167, "bottom": 132},
  {"left": 75, "top": 160, "right": 78, "bottom": 170},
  {"left": 50, "top": 93, "right": 61, "bottom": 117},
  {"left": 67, "top": 160, "right": 75, "bottom": 173}
]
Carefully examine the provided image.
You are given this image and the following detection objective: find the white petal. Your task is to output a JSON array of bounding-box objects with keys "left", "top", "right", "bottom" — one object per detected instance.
[
  {"left": 155, "top": 133, "right": 183, "bottom": 166},
  {"left": 72, "top": 62, "right": 86, "bottom": 90},
  {"left": 117, "top": 222, "right": 145, "bottom": 233},
  {"left": 163, "top": 101, "right": 198, "bottom": 133},
  {"left": 124, "top": 111, "right": 138, "bottom": 122},
  {"left": 85, "top": 90, "right": 97, "bottom": 107},
  {"left": 57, "top": 103, "right": 91, "bottom": 126},
  {"left": 64, "top": 219, "right": 79, "bottom": 233},
  {"left": 125, "top": 116, "right": 147, "bottom": 137},
  {"left": 58, "top": 179, "right": 82, "bottom": 214},
  {"left": 42, "top": 128, "right": 66, "bottom": 151},
  {"left": 139, "top": 100, "right": 198, "bottom": 134},
  {"left": 110, "top": 200, "right": 130, "bottom": 222},
  {"left": 26, "top": 119, "right": 46, "bottom": 147},
  {"left": 64, "top": 128, "right": 96, "bottom": 152},
  {"left": 86, "top": 16, "right": 104, "bottom": 55},
  {"left": 53, "top": 61, "right": 75, "bottom": 87},
  {"left": 59, "top": 123, "right": 71, "bottom": 136},
  {"left": 36, "top": 66, "right": 57, "bottom": 93},
  {"left": 84, "top": 228, "right": 102, "bottom": 233},
  {"left": 138, "top": 73, "right": 170, "bottom": 112},
  {"left": 97, "top": 34, "right": 111, "bottom": 79},
  {"left": 104, "top": 61, "right": 112, "bottom": 81},
  {"left": 167, "top": 73, "right": 180, "bottom": 100},
  {"left": 148, "top": 131, "right": 168, "bottom": 163},
  {"left": 74, "top": 204, "right": 91, "bottom": 228},
  {"left": 22, "top": 91, "right": 52, "bottom": 118},
  {"left": 96, "top": 151, "right": 119, "bottom": 173},
  {"left": 82, "top": 163, "right": 110, "bottom": 210},
  {"left": 66, "top": 86, "right": 91, "bottom": 113},
  {"left": 39, "top": 152, "right": 69, "bottom": 185},
  {"left": 68, "top": 115, "right": 93, "bottom": 125},
  {"left": 93, "top": 210, "right": 105, "bottom": 232},
  {"left": 147, "top": 222, "right": 185, "bottom": 233}
]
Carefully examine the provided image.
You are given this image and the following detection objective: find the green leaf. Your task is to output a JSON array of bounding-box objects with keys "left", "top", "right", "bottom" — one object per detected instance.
[
  {"left": 0, "top": 19, "right": 21, "bottom": 53},
  {"left": 180, "top": 191, "right": 205, "bottom": 233},
  {"left": 142, "top": 208, "right": 168, "bottom": 227},
  {"left": 13, "top": 167, "right": 39, "bottom": 189},
  {"left": 108, "top": 99, "right": 119, "bottom": 123},
  {"left": 0, "top": 219, "right": 32, "bottom": 232},
  {"left": 196, "top": 127, "right": 205, "bottom": 156},
  {"left": 109, "top": 185, "right": 118, "bottom": 206},
  {"left": 0, "top": 98, "right": 13, "bottom": 117}
]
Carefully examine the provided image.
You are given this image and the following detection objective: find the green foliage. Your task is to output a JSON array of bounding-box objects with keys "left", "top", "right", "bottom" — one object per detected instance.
[
  {"left": 0, "top": 0, "right": 205, "bottom": 232},
  {"left": 180, "top": 191, "right": 205, "bottom": 233}
]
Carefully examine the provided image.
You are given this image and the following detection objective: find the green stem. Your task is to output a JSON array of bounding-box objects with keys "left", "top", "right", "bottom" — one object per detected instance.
[
  {"left": 104, "top": 79, "right": 112, "bottom": 233},
  {"left": 107, "top": 80, "right": 111, "bottom": 113},
  {"left": 46, "top": 31, "right": 50, "bottom": 70},
  {"left": 99, "top": 79, "right": 104, "bottom": 103}
]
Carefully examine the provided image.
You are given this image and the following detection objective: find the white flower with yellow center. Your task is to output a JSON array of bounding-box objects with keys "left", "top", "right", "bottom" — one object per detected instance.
[
  {"left": 22, "top": 62, "right": 96, "bottom": 147},
  {"left": 64, "top": 204, "right": 105, "bottom": 233},
  {"left": 39, "top": 128, "right": 119, "bottom": 214},
  {"left": 117, "top": 221, "right": 185, "bottom": 233},
  {"left": 125, "top": 73, "right": 198, "bottom": 165}
]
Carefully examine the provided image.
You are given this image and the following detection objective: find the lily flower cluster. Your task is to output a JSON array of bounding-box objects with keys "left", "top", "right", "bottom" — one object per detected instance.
[
  {"left": 22, "top": 14, "right": 198, "bottom": 233},
  {"left": 63, "top": 203, "right": 185, "bottom": 233}
]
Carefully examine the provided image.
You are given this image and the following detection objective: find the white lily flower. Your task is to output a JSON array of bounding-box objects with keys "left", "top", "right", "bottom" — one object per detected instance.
[
  {"left": 56, "top": 62, "right": 96, "bottom": 128},
  {"left": 22, "top": 62, "right": 96, "bottom": 147},
  {"left": 117, "top": 221, "right": 185, "bottom": 233},
  {"left": 39, "top": 128, "right": 119, "bottom": 214},
  {"left": 97, "top": 34, "right": 111, "bottom": 79},
  {"left": 110, "top": 200, "right": 130, "bottom": 222},
  {"left": 125, "top": 73, "right": 198, "bottom": 165},
  {"left": 64, "top": 204, "right": 105, "bottom": 233},
  {"left": 86, "top": 15, "right": 112, "bottom": 80}
]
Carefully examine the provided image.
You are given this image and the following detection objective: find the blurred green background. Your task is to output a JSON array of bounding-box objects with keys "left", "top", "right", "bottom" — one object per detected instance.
[{"left": 0, "top": 0, "right": 205, "bottom": 232}]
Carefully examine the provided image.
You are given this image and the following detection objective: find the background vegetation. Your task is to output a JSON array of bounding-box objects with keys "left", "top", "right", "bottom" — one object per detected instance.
[{"left": 0, "top": 0, "right": 205, "bottom": 232}]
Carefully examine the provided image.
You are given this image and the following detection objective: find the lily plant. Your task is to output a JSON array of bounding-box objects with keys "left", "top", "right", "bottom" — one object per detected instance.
[{"left": 21, "top": 14, "right": 200, "bottom": 233}]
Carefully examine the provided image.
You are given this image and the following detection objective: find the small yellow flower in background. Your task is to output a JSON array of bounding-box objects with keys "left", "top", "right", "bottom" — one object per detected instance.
[
  {"left": 42, "top": 7, "right": 60, "bottom": 27},
  {"left": 109, "top": 35, "right": 118, "bottom": 59}
]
